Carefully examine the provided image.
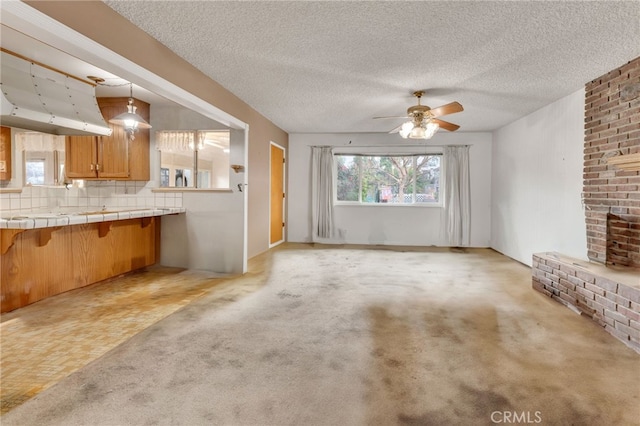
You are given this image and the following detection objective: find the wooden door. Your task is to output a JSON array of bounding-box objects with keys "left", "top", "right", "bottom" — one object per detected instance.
[
  {"left": 270, "top": 143, "right": 285, "bottom": 246},
  {"left": 0, "top": 126, "right": 11, "bottom": 181},
  {"left": 65, "top": 135, "right": 98, "bottom": 178}
]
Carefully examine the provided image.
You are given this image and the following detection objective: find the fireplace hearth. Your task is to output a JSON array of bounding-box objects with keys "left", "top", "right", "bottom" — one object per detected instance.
[
  {"left": 533, "top": 252, "right": 640, "bottom": 353},
  {"left": 532, "top": 57, "right": 640, "bottom": 352}
]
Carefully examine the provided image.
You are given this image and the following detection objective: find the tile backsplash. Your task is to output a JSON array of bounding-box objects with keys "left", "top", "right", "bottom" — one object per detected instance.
[{"left": 0, "top": 181, "right": 182, "bottom": 214}]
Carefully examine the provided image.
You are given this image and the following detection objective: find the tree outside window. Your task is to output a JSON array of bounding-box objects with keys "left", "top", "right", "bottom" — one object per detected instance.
[{"left": 336, "top": 154, "right": 441, "bottom": 205}]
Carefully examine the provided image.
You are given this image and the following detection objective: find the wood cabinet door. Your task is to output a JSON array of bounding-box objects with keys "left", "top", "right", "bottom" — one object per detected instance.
[
  {"left": 97, "top": 125, "right": 130, "bottom": 178},
  {"left": 63, "top": 98, "right": 150, "bottom": 181},
  {"left": 128, "top": 100, "right": 150, "bottom": 181},
  {"left": 97, "top": 100, "right": 130, "bottom": 179},
  {"left": 65, "top": 135, "right": 98, "bottom": 178},
  {"left": 0, "top": 126, "right": 11, "bottom": 181}
]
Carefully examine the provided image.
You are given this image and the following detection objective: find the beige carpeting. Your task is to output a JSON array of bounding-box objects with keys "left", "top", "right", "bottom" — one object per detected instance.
[{"left": 2, "top": 244, "right": 639, "bottom": 425}]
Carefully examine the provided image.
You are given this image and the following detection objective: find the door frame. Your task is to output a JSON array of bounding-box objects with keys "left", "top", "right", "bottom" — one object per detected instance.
[{"left": 269, "top": 141, "right": 286, "bottom": 248}]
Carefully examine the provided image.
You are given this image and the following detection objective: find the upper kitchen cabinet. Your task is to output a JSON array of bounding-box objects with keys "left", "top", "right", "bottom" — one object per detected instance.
[
  {"left": 65, "top": 97, "right": 150, "bottom": 180},
  {"left": 65, "top": 134, "right": 99, "bottom": 178},
  {"left": 99, "top": 97, "right": 150, "bottom": 181},
  {"left": 0, "top": 126, "right": 11, "bottom": 181}
]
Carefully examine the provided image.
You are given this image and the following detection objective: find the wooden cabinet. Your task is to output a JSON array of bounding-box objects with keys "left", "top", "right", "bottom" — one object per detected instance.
[
  {"left": 1, "top": 217, "right": 160, "bottom": 313},
  {"left": 98, "top": 97, "right": 149, "bottom": 180},
  {"left": 65, "top": 135, "right": 99, "bottom": 178},
  {"left": 0, "top": 126, "right": 12, "bottom": 181},
  {"left": 65, "top": 97, "right": 150, "bottom": 180}
]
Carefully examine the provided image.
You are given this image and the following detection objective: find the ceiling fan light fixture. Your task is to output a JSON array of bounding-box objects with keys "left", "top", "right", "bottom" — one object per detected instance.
[
  {"left": 409, "top": 124, "right": 426, "bottom": 139},
  {"left": 404, "top": 120, "right": 439, "bottom": 140},
  {"left": 399, "top": 121, "right": 414, "bottom": 138},
  {"left": 425, "top": 121, "right": 439, "bottom": 138},
  {"left": 376, "top": 91, "right": 460, "bottom": 139}
]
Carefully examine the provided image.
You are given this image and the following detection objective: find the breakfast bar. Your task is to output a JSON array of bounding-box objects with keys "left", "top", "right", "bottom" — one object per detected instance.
[{"left": 0, "top": 207, "right": 186, "bottom": 312}]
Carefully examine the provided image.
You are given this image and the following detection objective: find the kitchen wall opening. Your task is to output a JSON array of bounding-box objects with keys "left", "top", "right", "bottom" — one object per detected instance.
[{"left": 156, "top": 130, "right": 230, "bottom": 189}]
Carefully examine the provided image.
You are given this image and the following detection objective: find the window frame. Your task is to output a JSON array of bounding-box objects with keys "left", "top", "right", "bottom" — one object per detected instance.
[{"left": 334, "top": 152, "right": 444, "bottom": 207}]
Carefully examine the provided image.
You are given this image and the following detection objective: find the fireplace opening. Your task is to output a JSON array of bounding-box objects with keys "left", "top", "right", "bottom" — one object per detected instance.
[{"left": 606, "top": 213, "right": 640, "bottom": 269}]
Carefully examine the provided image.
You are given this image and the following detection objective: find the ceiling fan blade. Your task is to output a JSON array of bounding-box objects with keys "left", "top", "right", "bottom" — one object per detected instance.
[
  {"left": 388, "top": 124, "right": 402, "bottom": 134},
  {"left": 433, "top": 118, "right": 460, "bottom": 132},
  {"left": 373, "top": 115, "right": 409, "bottom": 120},
  {"left": 428, "top": 102, "right": 463, "bottom": 118}
]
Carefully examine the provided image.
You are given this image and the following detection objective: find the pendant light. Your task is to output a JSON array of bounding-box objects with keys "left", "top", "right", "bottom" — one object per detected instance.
[{"left": 108, "top": 83, "right": 151, "bottom": 140}]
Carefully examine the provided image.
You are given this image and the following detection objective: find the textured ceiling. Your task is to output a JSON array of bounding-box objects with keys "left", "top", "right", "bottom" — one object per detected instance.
[{"left": 104, "top": 1, "right": 640, "bottom": 134}]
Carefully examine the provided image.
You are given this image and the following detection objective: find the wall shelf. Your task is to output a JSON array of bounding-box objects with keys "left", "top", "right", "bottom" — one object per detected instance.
[{"left": 606, "top": 153, "right": 640, "bottom": 171}]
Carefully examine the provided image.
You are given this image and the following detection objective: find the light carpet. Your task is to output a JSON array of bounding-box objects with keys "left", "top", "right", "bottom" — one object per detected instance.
[{"left": 3, "top": 245, "right": 639, "bottom": 425}]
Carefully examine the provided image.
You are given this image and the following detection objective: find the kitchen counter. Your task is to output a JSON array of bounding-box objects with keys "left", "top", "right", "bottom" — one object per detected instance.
[
  {"left": 1, "top": 207, "right": 179, "bottom": 312},
  {"left": 0, "top": 207, "right": 186, "bottom": 229}
]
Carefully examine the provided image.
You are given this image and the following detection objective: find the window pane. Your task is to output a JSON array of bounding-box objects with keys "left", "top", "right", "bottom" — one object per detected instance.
[
  {"left": 158, "top": 130, "right": 230, "bottom": 189},
  {"left": 25, "top": 159, "right": 45, "bottom": 185},
  {"left": 415, "top": 155, "right": 441, "bottom": 203},
  {"left": 182, "top": 169, "right": 192, "bottom": 187},
  {"left": 362, "top": 156, "right": 413, "bottom": 204},
  {"left": 57, "top": 155, "right": 65, "bottom": 185},
  {"left": 160, "top": 168, "right": 170, "bottom": 187},
  {"left": 160, "top": 150, "right": 194, "bottom": 188},
  {"left": 336, "top": 155, "right": 359, "bottom": 201},
  {"left": 175, "top": 168, "right": 189, "bottom": 187},
  {"left": 197, "top": 140, "right": 229, "bottom": 188},
  {"left": 197, "top": 170, "right": 211, "bottom": 189},
  {"left": 335, "top": 153, "right": 441, "bottom": 205}
]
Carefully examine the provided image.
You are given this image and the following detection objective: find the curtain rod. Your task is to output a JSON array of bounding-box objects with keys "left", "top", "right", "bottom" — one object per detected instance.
[{"left": 310, "top": 144, "right": 470, "bottom": 148}]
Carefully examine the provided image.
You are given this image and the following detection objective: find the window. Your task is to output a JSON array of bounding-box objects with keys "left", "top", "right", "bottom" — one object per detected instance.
[
  {"left": 174, "top": 169, "right": 190, "bottom": 187},
  {"left": 25, "top": 158, "right": 45, "bottom": 185},
  {"left": 335, "top": 154, "right": 441, "bottom": 205},
  {"left": 197, "top": 170, "right": 211, "bottom": 189},
  {"left": 160, "top": 168, "right": 170, "bottom": 187},
  {"left": 157, "top": 130, "right": 230, "bottom": 189},
  {"left": 18, "top": 132, "right": 65, "bottom": 186}
]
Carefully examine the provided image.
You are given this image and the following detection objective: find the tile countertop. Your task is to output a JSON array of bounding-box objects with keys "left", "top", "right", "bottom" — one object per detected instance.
[{"left": 0, "top": 207, "right": 186, "bottom": 230}]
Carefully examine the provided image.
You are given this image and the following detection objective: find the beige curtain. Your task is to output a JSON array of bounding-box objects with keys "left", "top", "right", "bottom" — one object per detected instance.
[
  {"left": 155, "top": 131, "right": 197, "bottom": 151},
  {"left": 444, "top": 145, "right": 471, "bottom": 246},
  {"left": 311, "top": 146, "right": 335, "bottom": 240},
  {"left": 15, "top": 132, "right": 65, "bottom": 151}
]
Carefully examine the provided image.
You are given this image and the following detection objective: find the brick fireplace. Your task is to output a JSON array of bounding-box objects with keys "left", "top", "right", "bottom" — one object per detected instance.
[
  {"left": 533, "top": 57, "right": 640, "bottom": 353},
  {"left": 584, "top": 57, "right": 640, "bottom": 268}
]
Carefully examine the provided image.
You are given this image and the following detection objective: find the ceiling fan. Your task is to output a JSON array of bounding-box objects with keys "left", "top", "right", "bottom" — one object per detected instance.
[{"left": 374, "top": 91, "right": 463, "bottom": 139}]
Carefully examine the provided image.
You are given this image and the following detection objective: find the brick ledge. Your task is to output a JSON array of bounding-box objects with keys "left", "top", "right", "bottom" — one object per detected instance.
[{"left": 532, "top": 252, "right": 640, "bottom": 354}]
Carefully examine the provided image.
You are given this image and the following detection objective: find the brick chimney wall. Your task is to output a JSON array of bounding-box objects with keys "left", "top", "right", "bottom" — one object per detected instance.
[{"left": 584, "top": 57, "right": 640, "bottom": 269}]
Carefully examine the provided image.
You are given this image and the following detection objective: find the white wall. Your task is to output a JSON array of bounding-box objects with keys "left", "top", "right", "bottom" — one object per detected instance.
[
  {"left": 491, "top": 88, "right": 587, "bottom": 266},
  {"left": 160, "top": 190, "right": 243, "bottom": 273},
  {"left": 288, "top": 132, "right": 492, "bottom": 247},
  {"left": 154, "top": 105, "right": 247, "bottom": 273},
  {"left": 160, "top": 128, "right": 247, "bottom": 273}
]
